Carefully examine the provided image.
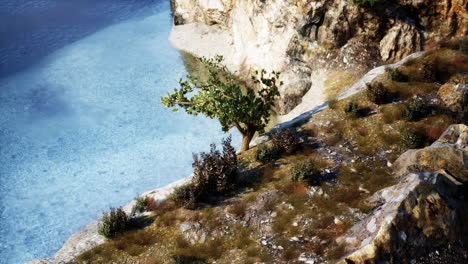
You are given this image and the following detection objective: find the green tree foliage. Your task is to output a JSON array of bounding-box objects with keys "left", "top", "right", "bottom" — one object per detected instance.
[{"left": 161, "top": 56, "right": 281, "bottom": 151}]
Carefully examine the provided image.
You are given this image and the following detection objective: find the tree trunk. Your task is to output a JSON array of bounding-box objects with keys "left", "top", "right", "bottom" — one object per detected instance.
[{"left": 240, "top": 129, "right": 255, "bottom": 152}]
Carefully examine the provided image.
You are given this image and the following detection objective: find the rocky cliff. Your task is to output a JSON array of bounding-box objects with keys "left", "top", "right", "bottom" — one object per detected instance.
[{"left": 170, "top": 0, "right": 468, "bottom": 113}]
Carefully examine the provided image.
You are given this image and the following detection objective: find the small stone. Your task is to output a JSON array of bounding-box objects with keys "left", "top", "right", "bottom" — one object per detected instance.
[
  {"left": 290, "top": 236, "right": 299, "bottom": 242},
  {"left": 180, "top": 223, "right": 190, "bottom": 233},
  {"left": 399, "top": 231, "right": 407, "bottom": 241},
  {"left": 270, "top": 212, "right": 277, "bottom": 218},
  {"left": 261, "top": 240, "right": 268, "bottom": 246},
  {"left": 387, "top": 161, "right": 392, "bottom": 167},
  {"left": 293, "top": 222, "right": 298, "bottom": 227},
  {"left": 359, "top": 185, "right": 370, "bottom": 194},
  {"left": 334, "top": 217, "right": 343, "bottom": 225},
  {"left": 278, "top": 246, "right": 284, "bottom": 250},
  {"left": 298, "top": 253, "right": 307, "bottom": 261}
]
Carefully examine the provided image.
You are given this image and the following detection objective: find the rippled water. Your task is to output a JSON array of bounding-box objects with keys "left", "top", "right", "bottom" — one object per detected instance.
[{"left": 0, "top": 1, "right": 239, "bottom": 263}]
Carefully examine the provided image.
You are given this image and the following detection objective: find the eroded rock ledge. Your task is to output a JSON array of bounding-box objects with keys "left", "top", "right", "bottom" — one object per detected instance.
[{"left": 337, "top": 124, "right": 468, "bottom": 263}]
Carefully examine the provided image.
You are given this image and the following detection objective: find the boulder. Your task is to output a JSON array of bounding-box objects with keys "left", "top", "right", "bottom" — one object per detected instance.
[
  {"left": 393, "top": 124, "right": 467, "bottom": 183},
  {"left": 338, "top": 172, "right": 467, "bottom": 264},
  {"left": 438, "top": 78, "right": 468, "bottom": 112},
  {"left": 337, "top": 124, "right": 468, "bottom": 263},
  {"left": 379, "top": 22, "right": 423, "bottom": 62}
]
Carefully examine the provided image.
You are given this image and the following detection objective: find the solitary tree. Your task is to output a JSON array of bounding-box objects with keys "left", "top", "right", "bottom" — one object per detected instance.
[{"left": 161, "top": 56, "right": 281, "bottom": 151}]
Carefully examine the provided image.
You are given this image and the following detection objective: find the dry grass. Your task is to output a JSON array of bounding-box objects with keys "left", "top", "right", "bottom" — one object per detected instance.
[
  {"left": 381, "top": 104, "right": 403, "bottom": 124},
  {"left": 228, "top": 200, "right": 248, "bottom": 218},
  {"left": 324, "top": 71, "right": 359, "bottom": 101}
]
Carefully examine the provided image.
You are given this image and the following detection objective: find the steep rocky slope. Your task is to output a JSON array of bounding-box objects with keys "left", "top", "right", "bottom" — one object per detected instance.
[
  {"left": 170, "top": 0, "right": 468, "bottom": 113},
  {"left": 64, "top": 43, "right": 467, "bottom": 263}
]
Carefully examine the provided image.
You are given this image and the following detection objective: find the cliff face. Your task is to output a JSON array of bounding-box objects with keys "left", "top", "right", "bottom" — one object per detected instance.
[{"left": 170, "top": 0, "right": 467, "bottom": 114}]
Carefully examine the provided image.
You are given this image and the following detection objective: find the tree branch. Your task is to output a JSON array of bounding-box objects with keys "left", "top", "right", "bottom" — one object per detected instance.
[
  {"left": 233, "top": 121, "right": 246, "bottom": 135},
  {"left": 173, "top": 101, "right": 198, "bottom": 105}
]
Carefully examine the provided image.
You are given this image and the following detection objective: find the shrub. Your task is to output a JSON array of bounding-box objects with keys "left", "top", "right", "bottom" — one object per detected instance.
[
  {"left": 366, "top": 82, "right": 388, "bottom": 104},
  {"left": 255, "top": 143, "right": 278, "bottom": 163},
  {"left": 228, "top": 201, "right": 247, "bottom": 218},
  {"left": 187, "top": 136, "right": 238, "bottom": 208},
  {"left": 349, "top": 0, "right": 384, "bottom": 7},
  {"left": 328, "top": 98, "right": 339, "bottom": 109},
  {"left": 270, "top": 129, "right": 300, "bottom": 155},
  {"left": 255, "top": 129, "right": 300, "bottom": 163},
  {"left": 131, "top": 196, "right": 147, "bottom": 215},
  {"left": 401, "top": 98, "right": 431, "bottom": 121},
  {"left": 400, "top": 129, "right": 424, "bottom": 148},
  {"left": 168, "top": 184, "right": 192, "bottom": 206},
  {"left": 291, "top": 160, "right": 320, "bottom": 185},
  {"left": 98, "top": 208, "right": 129, "bottom": 239},
  {"left": 343, "top": 101, "right": 361, "bottom": 119},
  {"left": 385, "top": 67, "right": 407, "bottom": 82}
]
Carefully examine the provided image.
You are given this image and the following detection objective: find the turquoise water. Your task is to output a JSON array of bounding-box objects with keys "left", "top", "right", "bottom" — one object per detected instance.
[{"left": 0, "top": 1, "right": 239, "bottom": 263}]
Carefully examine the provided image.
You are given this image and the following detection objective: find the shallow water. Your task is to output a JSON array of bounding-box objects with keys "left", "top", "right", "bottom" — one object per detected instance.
[{"left": 0, "top": 1, "right": 239, "bottom": 263}]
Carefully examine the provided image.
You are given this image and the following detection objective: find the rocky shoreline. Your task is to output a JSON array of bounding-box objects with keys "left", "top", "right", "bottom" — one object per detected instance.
[
  {"left": 27, "top": 0, "right": 468, "bottom": 262},
  {"left": 27, "top": 49, "right": 427, "bottom": 264}
]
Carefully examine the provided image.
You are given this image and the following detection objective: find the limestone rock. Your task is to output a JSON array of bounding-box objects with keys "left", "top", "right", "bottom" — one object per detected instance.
[
  {"left": 337, "top": 124, "right": 468, "bottom": 263},
  {"left": 393, "top": 124, "right": 468, "bottom": 183},
  {"left": 338, "top": 172, "right": 467, "bottom": 263},
  {"left": 380, "top": 22, "right": 423, "bottom": 62},
  {"left": 438, "top": 77, "right": 468, "bottom": 112},
  {"left": 397, "top": 0, "right": 468, "bottom": 38}
]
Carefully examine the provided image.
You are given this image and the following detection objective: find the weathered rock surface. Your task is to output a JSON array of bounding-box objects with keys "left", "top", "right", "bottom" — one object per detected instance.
[
  {"left": 170, "top": 0, "right": 468, "bottom": 113},
  {"left": 337, "top": 124, "right": 468, "bottom": 263},
  {"left": 338, "top": 172, "right": 467, "bottom": 264},
  {"left": 393, "top": 124, "right": 468, "bottom": 183},
  {"left": 438, "top": 75, "right": 468, "bottom": 112}
]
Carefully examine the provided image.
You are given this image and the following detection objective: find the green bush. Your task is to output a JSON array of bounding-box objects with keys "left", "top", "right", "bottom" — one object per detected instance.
[
  {"left": 255, "top": 129, "right": 300, "bottom": 163},
  {"left": 349, "top": 0, "right": 385, "bottom": 7},
  {"left": 344, "top": 101, "right": 361, "bottom": 119},
  {"left": 400, "top": 130, "right": 424, "bottom": 148},
  {"left": 255, "top": 143, "right": 279, "bottom": 163},
  {"left": 366, "top": 82, "right": 388, "bottom": 104},
  {"left": 291, "top": 160, "right": 320, "bottom": 185},
  {"left": 385, "top": 67, "right": 408, "bottom": 82},
  {"left": 131, "top": 196, "right": 147, "bottom": 215},
  {"left": 401, "top": 98, "right": 431, "bottom": 121},
  {"left": 98, "top": 208, "right": 129, "bottom": 239},
  {"left": 270, "top": 129, "right": 300, "bottom": 155},
  {"left": 168, "top": 184, "right": 192, "bottom": 206}
]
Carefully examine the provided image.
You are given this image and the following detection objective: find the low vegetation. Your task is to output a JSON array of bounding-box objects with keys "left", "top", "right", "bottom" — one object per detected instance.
[
  {"left": 290, "top": 159, "right": 320, "bottom": 185},
  {"left": 79, "top": 39, "right": 466, "bottom": 263},
  {"left": 98, "top": 208, "right": 130, "bottom": 239}
]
